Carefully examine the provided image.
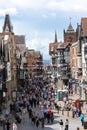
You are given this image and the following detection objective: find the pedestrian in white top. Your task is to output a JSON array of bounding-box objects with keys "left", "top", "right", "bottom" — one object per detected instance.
[{"left": 12, "top": 122, "right": 17, "bottom": 130}]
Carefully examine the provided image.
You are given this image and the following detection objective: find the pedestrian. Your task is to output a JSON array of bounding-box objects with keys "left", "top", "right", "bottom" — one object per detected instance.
[
  {"left": 59, "top": 119, "right": 63, "bottom": 130},
  {"left": 50, "top": 112, "right": 54, "bottom": 123},
  {"left": 85, "top": 102, "right": 87, "bottom": 113},
  {"left": 12, "top": 122, "right": 17, "bottom": 130},
  {"left": 41, "top": 115, "right": 44, "bottom": 128},
  {"left": 65, "top": 119, "right": 69, "bottom": 130},
  {"left": 80, "top": 113, "right": 84, "bottom": 126},
  {"left": 28, "top": 107, "right": 32, "bottom": 119},
  {"left": 6, "top": 120, "right": 10, "bottom": 130},
  {"left": 10, "top": 102, "right": 13, "bottom": 113},
  {"left": 2, "top": 118, "right": 6, "bottom": 130},
  {"left": 46, "top": 112, "right": 50, "bottom": 123},
  {"left": 5, "top": 109, "right": 9, "bottom": 119},
  {"left": 35, "top": 117, "right": 39, "bottom": 127}
]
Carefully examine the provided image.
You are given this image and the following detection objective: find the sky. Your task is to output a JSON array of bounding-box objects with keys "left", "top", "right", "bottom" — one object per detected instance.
[{"left": 0, "top": 0, "right": 87, "bottom": 60}]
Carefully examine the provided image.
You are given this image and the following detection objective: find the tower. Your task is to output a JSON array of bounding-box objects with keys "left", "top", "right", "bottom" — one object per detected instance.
[{"left": 64, "top": 18, "right": 76, "bottom": 45}]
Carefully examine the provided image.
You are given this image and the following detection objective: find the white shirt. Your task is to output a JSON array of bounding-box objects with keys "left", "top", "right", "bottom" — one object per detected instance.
[{"left": 13, "top": 123, "right": 17, "bottom": 130}]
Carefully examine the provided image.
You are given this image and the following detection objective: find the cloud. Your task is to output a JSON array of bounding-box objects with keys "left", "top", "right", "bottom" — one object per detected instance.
[
  {"left": 46, "top": 0, "right": 87, "bottom": 12},
  {"left": 0, "top": 8, "right": 18, "bottom": 16},
  {"left": 26, "top": 38, "right": 50, "bottom": 59},
  {"left": 0, "top": 0, "right": 87, "bottom": 13},
  {"left": 11, "top": 0, "right": 48, "bottom": 9},
  {"left": 6, "top": 0, "right": 87, "bottom": 13},
  {"left": 42, "top": 12, "right": 56, "bottom": 18}
]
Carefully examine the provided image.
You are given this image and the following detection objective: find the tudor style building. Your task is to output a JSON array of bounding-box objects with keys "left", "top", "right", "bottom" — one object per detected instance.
[
  {"left": 26, "top": 49, "right": 43, "bottom": 77},
  {"left": 49, "top": 22, "right": 76, "bottom": 83},
  {"left": 0, "top": 14, "right": 44, "bottom": 104}
]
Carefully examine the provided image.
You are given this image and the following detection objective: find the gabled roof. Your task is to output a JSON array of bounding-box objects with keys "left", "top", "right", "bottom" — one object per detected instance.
[
  {"left": 28, "top": 49, "right": 35, "bottom": 57},
  {"left": 14, "top": 35, "right": 25, "bottom": 44}
]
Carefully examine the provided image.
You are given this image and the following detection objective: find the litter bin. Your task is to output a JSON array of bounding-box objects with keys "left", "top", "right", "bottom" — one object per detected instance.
[{"left": 84, "top": 121, "right": 87, "bottom": 129}]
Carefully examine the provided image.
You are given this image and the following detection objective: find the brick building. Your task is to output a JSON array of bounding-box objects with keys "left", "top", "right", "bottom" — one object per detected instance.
[{"left": 64, "top": 22, "right": 77, "bottom": 45}]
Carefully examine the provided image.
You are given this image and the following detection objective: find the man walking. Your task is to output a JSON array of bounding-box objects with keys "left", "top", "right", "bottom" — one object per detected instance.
[
  {"left": 59, "top": 119, "right": 63, "bottom": 130},
  {"left": 65, "top": 119, "right": 69, "bottom": 130}
]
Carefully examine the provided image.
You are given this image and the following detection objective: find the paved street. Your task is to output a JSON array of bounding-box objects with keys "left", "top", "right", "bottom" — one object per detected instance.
[
  {"left": 0, "top": 105, "right": 82, "bottom": 130},
  {"left": 16, "top": 110, "right": 82, "bottom": 130},
  {"left": 0, "top": 78, "right": 84, "bottom": 130}
]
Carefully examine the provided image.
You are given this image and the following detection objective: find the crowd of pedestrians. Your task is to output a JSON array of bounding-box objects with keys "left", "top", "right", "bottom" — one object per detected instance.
[
  {"left": 0, "top": 76, "right": 55, "bottom": 129},
  {"left": 0, "top": 75, "right": 85, "bottom": 130}
]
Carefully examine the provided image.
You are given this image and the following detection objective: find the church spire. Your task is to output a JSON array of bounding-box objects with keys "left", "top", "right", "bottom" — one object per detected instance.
[
  {"left": 54, "top": 31, "right": 57, "bottom": 43},
  {"left": 3, "top": 14, "right": 13, "bottom": 33},
  {"left": 67, "top": 17, "right": 74, "bottom": 32}
]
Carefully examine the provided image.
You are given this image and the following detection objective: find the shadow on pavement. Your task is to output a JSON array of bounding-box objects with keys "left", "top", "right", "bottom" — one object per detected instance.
[{"left": 45, "top": 126, "right": 57, "bottom": 130}]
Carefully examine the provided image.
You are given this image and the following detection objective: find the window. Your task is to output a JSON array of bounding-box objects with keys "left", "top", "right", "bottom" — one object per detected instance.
[
  {"left": 60, "top": 51, "right": 63, "bottom": 55},
  {"left": 60, "top": 60, "right": 63, "bottom": 63}
]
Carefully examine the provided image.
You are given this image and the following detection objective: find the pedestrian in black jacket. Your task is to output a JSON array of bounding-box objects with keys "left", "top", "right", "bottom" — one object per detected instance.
[{"left": 6, "top": 120, "right": 10, "bottom": 130}]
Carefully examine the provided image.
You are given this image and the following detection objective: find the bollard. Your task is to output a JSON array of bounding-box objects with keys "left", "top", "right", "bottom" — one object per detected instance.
[
  {"left": 67, "top": 110, "right": 69, "bottom": 117},
  {"left": 72, "top": 111, "right": 74, "bottom": 118},
  {"left": 62, "top": 109, "right": 64, "bottom": 115},
  {"left": 58, "top": 109, "right": 59, "bottom": 114}
]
